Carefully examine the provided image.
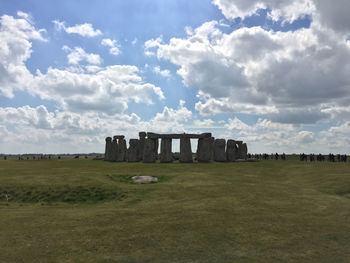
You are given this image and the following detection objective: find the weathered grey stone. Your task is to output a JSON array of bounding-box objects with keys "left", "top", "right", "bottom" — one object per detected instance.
[
  {"left": 116, "top": 138, "right": 127, "bottom": 162},
  {"left": 160, "top": 138, "right": 172, "bottom": 163},
  {"left": 180, "top": 137, "right": 193, "bottom": 163},
  {"left": 143, "top": 138, "right": 156, "bottom": 163},
  {"left": 236, "top": 141, "right": 243, "bottom": 159},
  {"left": 197, "top": 137, "right": 214, "bottom": 162},
  {"left": 132, "top": 175, "right": 158, "bottom": 184},
  {"left": 138, "top": 132, "right": 146, "bottom": 161},
  {"left": 110, "top": 136, "right": 119, "bottom": 162},
  {"left": 241, "top": 143, "right": 248, "bottom": 159},
  {"left": 104, "top": 137, "right": 112, "bottom": 161},
  {"left": 214, "top": 139, "right": 226, "bottom": 162},
  {"left": 128, "top": 139, "right": 140, "bottom": 162},
  {"left": 147, "top": 132, "right": 212, "bottom": 139},
  {"left": 154, "top": 139, "right": 159, "bottom": 160},
  {"left": 226, "top": 139, "right": 238, "bottom": 162}
]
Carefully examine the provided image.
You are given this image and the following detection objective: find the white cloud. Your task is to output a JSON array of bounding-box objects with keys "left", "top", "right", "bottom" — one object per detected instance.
[
  {"left": 212, "top": 0, "right": 314, "bottom": 23},
  {"left": 131, "top": 38, "right": 138, "bottom": 45},
  {"left": 0, "top": 102, "right": 193, "bottom": 153},
  {"left": 224, "top": 117, "right": 250, "bottom": 131},
  {"left": 296, "top": 131, "right": 314, "bottom": 144},
  {"left": 193, "top": 119, "right": 215, "bottom": 128},
  {"left": 63, "top": 46, "right": 102, "bottom": 65},
  {"left": 0, "top": 14, "right": 164, "bottom": 116},
  {"left": 153, "top": 66, "right": 171, "bottom": 78},
  {"left": 144, "top": 36, "right": 163, "bottom": 56},
  {"left": 101, "top": 38, "right": 120, "bottom": 56},
  {"left": 32, "top": 65, "right": 164, "bottom": 114},
  {"left": 0, "top": 13, "right": 46, "bottom": 98},
  {"left": 146, "top": 12, "right": 350, "bottom": 123},
  {"left": 52, "top": 20, "right": 102, "bottom": 37}
]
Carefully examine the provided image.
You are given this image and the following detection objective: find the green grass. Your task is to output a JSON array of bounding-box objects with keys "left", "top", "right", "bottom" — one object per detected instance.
[{"left": 0, "top": 158, "right": 350, "bottom": 262}]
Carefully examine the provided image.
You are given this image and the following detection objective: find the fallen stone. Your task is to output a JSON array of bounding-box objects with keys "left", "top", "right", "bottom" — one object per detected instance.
[{"left": 132, "top": 176, "right": 158, "bottom": 184}]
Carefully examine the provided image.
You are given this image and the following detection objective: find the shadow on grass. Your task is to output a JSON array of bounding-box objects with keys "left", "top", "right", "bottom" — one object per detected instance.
[{"left": 0, "top": 185, "right": 125, "bottom": 204}]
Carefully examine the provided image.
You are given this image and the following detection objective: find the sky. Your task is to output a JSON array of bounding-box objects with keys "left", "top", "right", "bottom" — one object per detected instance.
[{"left": 1, "top": 0, "right": 350, "bottom": 154}]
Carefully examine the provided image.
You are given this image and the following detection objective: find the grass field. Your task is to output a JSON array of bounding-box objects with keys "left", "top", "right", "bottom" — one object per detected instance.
[{"left": 0, "top": 158, "right": 350, "bottom": 263}]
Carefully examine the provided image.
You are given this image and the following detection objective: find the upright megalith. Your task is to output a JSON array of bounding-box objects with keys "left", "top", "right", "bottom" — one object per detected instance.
[
  {"left": 197, "top": 137, "right": 214, "bottom": 162},
  {"left": 116, "top": 136, "right": 127, "bottom": 162},
  {"left": 110, "top": 136, "right": 119, "bottom": 161},
  {"left": 226, "top": 139, "right": 238, "bottom": 162},
  {"left": 160, "top": 138, "right": 173, "bottom": 163},
  {"left": 214, "top": 139, "right": 226, "bottom": 162},
  {"left": 143, "top": 138, "right": 156, "bottom": 163},
  {"left": 138, "top": 132, "right": 146, "bottom": 161},
  {"left": 104, "top": 131, "right": 247, "bottom": 163},
  {"left": 128, "top": 139, "right": 140, "bottom": 162},
  {"left": 104, "top": 137, "right": 112, "bottom": 161},
  {"left": 241, "top": 143, "right": 248, "bottom": 159},
  {"left": 180, "top": 137, "right": 193, "bottom": 163},
  {"left": 153, "top": 139, "right": 159, "bottom": 160},
  {"left": 236, "top": 141, "right": 243, "bottom": 159}
]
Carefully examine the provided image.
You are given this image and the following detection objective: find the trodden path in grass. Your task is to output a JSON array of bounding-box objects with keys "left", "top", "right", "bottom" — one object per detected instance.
[{"left": 0, "top": 158, "right": 350, "bottom": 262}]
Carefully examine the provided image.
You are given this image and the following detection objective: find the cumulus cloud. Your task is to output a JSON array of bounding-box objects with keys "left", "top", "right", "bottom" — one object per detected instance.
[
  {"left": 62, "top": 46, "right": 102, "bottom": 65},
  {"left": 153, "top": 66, "right": 171, "bottom": 78},
  {"left": 0, "top": 12, "right": 46, "bottom": 98},
  {"left": 212, "top": 0, "right": 314, "bottom": 23},
  {"left": 0, "top": 101, "right": 193, "bottom": 153},
  {"left": 32, "top": 65, "right": 164, "bottom": 114},
  {"left": 224, "top": 117, "right": 250, "bottom": 131},
  {"left": 101, "top": 38, "right": 120, "bottom": 56},
  {"left": 146, "top": 9, "right": 350, "bottom": 124},
  {"left": 0, "top": 14, "right": 164, "bottom": 116},
  {"left": 53, "top": 20, "right": 102, "bottom": 37}
]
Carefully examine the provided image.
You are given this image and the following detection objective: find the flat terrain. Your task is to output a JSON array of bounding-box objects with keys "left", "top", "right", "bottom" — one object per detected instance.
[{"left": 0, "top": 158, "right": 350, "bottom": 263}]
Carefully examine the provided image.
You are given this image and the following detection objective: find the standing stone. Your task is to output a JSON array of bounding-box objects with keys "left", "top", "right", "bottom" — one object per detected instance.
[
  {"left": 128, "top": 139, "right": 140, "bottom": 162},
  {"left": 214, "top": 139, "right": 226, "bottom": 162},
  {"left": 236, "top": 141, "right": 243, "bottom": 159},
  {"left": 197, "top": 137, "right": 214, "bottom": 162},
  {"left": 138, "top": 132, "right": 146, "bottom": 161},
  {"left": 241, "top": 143, "right": 248, "bottom": 159},
  {"left": 226, "top": 140, "right": 238, "bottom": 162},
  {"left": 160, "top": 138, "right": 172, "bottom": 163},
  {"left": 153, "top": 139, "right": 159, "bottom": 160},
  {"left": 110, "top": 136, "right": 119, "bottom": 161},
  {"left": 117, "top": 138, "right": 127, "bottom": 162},
  {"left": 143, "top": 138, "right": 156, "bottom": 163},
  {"left": 104, "top": 137, "right": 112, "bottom": 161},
  {"left": 180, "top": 138, "right": 193, "bottom": 163}
]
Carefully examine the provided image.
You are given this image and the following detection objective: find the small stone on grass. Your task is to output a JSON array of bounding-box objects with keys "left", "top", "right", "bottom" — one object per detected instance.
[{"left": 132, "top": 176, "right": 158, "bottom": 184}]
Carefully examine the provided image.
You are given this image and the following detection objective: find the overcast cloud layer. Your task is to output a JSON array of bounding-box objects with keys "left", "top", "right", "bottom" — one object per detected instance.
[{"left": 1, "top": 1, "right": 350, "bottom": 154}]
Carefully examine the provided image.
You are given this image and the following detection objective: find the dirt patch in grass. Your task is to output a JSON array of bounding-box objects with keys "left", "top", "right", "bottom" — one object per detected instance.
[{"left": 0, "top": 185, "right": 123, "bottom": 203}]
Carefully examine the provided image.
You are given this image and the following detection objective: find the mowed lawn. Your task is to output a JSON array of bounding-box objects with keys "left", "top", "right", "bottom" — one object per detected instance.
[{"left": 0, "top": 158, "right": 350, "bottom": 263}]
